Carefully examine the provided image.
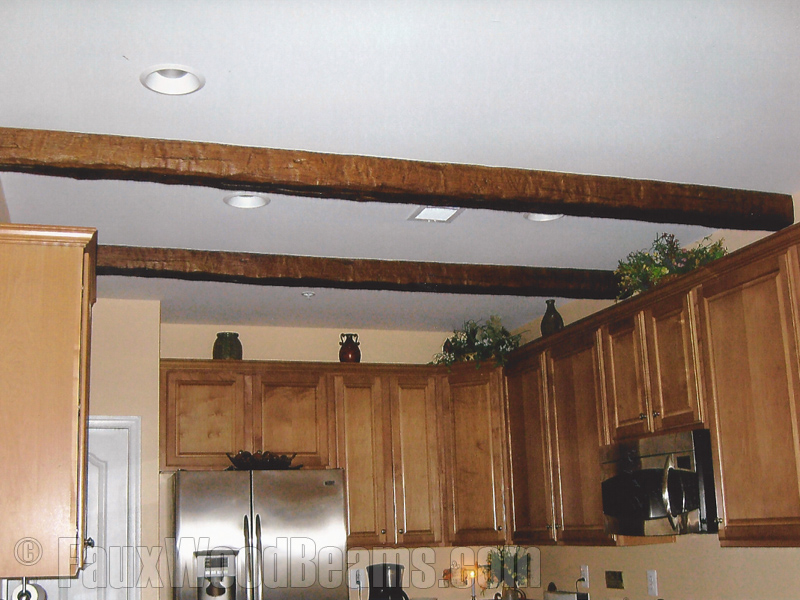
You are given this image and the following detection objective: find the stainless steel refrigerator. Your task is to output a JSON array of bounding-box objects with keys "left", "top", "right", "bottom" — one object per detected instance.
[{"left": 174, "top": 470, "right": 348, "bottom": 600}]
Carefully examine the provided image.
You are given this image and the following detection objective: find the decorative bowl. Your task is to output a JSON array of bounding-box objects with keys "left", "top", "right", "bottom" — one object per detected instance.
[{"left": 226, "top": 450, "right": 302, "bottom": 470}]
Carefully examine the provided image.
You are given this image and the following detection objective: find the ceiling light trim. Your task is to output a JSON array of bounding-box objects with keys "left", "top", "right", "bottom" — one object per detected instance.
[
  {"left": 524, "top": 212, "right": 565, "bottom": 222},
  {"left": 140, "top": 64, "right": 205, "bottom": 95},
  {"left": 223, "top": 193, "right": 270, "bottom": 209}
]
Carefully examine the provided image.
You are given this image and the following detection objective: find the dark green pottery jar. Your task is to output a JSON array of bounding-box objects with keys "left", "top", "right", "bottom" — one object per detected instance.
[{"left": 213, "top": 331, "right": 243, "bottom": 360}]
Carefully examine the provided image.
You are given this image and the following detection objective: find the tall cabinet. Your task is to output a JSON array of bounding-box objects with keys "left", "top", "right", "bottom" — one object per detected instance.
[
  {"left": 0, "top": 224, "right": 97, "bottom": 577},
  {"left": 439, "top": 365, "right": 509, "bottom": 545}
]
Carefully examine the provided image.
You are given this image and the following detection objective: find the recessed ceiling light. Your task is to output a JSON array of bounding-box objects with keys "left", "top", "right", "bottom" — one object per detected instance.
[
  {"left": 301, "top": 291, "right": 316, "bottom": 299},
  {"left": 409, "top": 206, "right": 464, "bottom": 223},
  {"left": 223, "top": 194, "right": 270, "bottom": 209},
  {"left": 140, "top": 64, "right": 205, "bottom": 95},
  {"left": 524, "top": 212, "right": 564, "bottom": 222}
]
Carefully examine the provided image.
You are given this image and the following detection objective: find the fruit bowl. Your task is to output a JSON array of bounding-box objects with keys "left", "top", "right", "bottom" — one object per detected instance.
[{"left": 225, "top": 450, "right": 302, "bottom": 470}]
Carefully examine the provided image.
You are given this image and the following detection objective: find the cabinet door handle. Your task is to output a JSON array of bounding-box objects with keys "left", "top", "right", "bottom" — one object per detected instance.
[
  {"left": 639, "top": 413, "right": 647, "bottom": 420},
  {"left": 554, "top": 524, "right": 561, "bottom": 530},
  {"left": 497, "top": 526, "right": 503, "bottom": 531},
  {"left": 380, "top": 529, "right": 386, "bottom": 534},
  {"left": 546, "top": 525, "right": 552, "bottom": 530},
  {"left": 398, "top": 529, "right": 404, "bottom": 534},
  {"left": 652, "top": 411, "right": 661, "bottom": 417}
]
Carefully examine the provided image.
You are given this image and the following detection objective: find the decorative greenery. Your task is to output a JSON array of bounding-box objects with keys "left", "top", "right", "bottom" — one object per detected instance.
[
  {"left": 481, "top": 546, "right": 531, "bottom": 591},
  {"left": 432, "top": 315, "right": 521, "bottom": 367},
  {"left": 615, "top": 233, "right": 727, "bottom": 299}
]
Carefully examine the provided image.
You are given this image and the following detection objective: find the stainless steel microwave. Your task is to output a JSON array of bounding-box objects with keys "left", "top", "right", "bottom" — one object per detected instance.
[{"left": 600, "top": 429, "right": 718, "bottom": 536}]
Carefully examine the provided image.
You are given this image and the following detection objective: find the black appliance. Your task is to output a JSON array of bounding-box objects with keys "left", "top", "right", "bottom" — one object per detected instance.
[
  {"left": 600, "top": 428, "right": 718, "bottom": 536},
  {"left": 366, "top": 564, "right": 409, "bottom": 600}
]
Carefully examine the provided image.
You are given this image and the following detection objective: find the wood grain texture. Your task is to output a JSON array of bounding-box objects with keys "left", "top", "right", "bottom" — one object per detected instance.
[
  {"left": 699, "top": 251, "right": 800, "bottom": 545},
  {"left": 97, "top": 244, "right": 619, "bottom": 298},
  {"left": 0, "top": 127, "right": 793, "bottom": 229},
  {"left": 505, "top": 354, "right": 558, "bottom": 545},
  {"left": 440, "top": 365, "right": 508, "bottom": 546},
  {"left": 0, "top": 225, "right": 95, "bottom": 577},
  {"left": 548, "top": 331, "right": 615, "bottom": 545},
  {"left": 388, "top": 373, "right": 443, "bottom": 546}
]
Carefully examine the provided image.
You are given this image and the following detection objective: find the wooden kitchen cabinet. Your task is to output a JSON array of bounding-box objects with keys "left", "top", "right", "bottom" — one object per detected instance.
[
  {"left": 387, "top": 372, "right": 443, "bottom": 546},
  {"left": 505, "top": 352, "right": 558, "bottom": 545},
  {"left": 160, "top": 361, "right": 334, "bottom": 470},
  {"left": 0, "top": 224, "right": 97, "bottom": 577},
  {"left": 602, "top": 290, "right": 704, "bottom": 441},
  {"left": 332, "top": 371, "right": 393, "bottom": 546},
  {"left": 255, "top": 368, "right": 334, "bottom": 468},
  {"left": 161, "top": 367, "right": 252, "bottom": 469},
  {"left": 698, "top": 246, "right": 800, "bottom": 546},
  {"left": 547, "top": 331, "right": 614, "bottom": 545},
  {"left": 440, "top": 364, "right": 509, "bottom": 546},
  {"left": 333, "top": 368, "right": 443, "bottom": 547}
]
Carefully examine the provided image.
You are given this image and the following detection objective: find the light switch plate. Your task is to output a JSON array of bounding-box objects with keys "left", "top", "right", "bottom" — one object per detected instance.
[{"left": 646, "top": 569, "right": 658, "bottom": 596}]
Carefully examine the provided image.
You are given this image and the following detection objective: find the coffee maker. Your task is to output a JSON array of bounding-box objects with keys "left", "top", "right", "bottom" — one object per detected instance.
[{"left": 366, "top": 563, "right": 410, "bottom": 600}]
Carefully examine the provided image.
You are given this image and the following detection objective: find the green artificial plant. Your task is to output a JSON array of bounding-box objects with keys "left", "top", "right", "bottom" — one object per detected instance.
[
  {"left": 615, "top": 233, "right": 727, "bottom": 299},
  {"left": 432, "top": 315, "right": 521, "bottom": 367}
]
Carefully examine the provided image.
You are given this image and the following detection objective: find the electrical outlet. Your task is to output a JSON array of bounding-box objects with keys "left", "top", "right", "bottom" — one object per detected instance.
[
  {"left": 646, "top": 569, "right": 658, "bottom": 596},
  {"left": 580, "top": 565, "right": 589, "bottom": 588}
]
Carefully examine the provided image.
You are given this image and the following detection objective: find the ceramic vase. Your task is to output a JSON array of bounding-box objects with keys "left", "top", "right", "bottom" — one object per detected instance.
[
  {"left": 540, "top": 299, "right": 564, "bottom": 336},
  {"left": 339, "top": 333, "right": 361, "bottom": 363},
  {"left": 213, "top": 332, "right": 243, "bottom": 360}
]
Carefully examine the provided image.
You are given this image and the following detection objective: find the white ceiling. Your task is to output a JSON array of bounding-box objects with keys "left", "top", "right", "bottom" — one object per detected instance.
[{"left": 1, "top": 0, "right": 798, "bottom": 331}]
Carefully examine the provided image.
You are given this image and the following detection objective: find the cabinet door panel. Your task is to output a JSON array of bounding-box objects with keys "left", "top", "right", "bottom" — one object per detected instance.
[
  {"left": 700, "top": 252, "right": 800, "bottom": 545},
  {"left": 163, "top": 370, "right": 251, "bottom": 469},
  {"left": 389, "top": 374, "right": 442, "bottom": 546},
  {"left": 505, "top": 355, "right": 557, "bottom": 545},
  {"left": 549, "top": 334, "right": 614, "bottom": 545},
  {"left": 256, "top": 370, "right": 332, "bottom": 467},
  {"left": 0, "top": 229, "right": 95, "bottom": 577},
  {"left": 602, "top": 315, "right": 650, "bottom": 440},
  {"left": 441, "top": 368, "right": 507, "bottom": 545},
  {"left": 644, "top": 291, "right": 703, "bottom": 432},
  {"left": 333, "top": 374, "right": 392, "bottom": 547}
]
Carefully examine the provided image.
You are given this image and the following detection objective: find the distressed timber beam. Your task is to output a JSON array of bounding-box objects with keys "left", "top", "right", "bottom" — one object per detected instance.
[
  {"left": 96, "top": 245, "right": 620, "bottom": 299},
  {"left": 0, "top": 127, "right": 793, "bottom": 230}
]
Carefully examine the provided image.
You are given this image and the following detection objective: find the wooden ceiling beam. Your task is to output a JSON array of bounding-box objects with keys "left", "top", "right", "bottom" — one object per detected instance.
[
  {"left": 0, "top": 127, "right": 793, "bottom": 230},
  {"left": 96, "top": 245, "right": 620, "bottom": 299}
]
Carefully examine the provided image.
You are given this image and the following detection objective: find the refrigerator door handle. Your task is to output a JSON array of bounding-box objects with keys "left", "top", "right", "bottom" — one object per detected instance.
[
  {"left": 244, "top": 514, "right": 253, "bottom": 600},
  {"left": 255, "top": 514, "right": 264, "bottom": 600}
]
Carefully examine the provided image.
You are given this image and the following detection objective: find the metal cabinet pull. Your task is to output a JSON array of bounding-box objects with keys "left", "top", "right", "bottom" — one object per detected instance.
[
  {"left": 639, "top": 413, "right": 647, "bottom": 420},
  {"left": 652, "top": 411, "right": 661, "bottom": 417},
  {"left": 380, "top": 529, "right": 386, "bottom": 534},
  {"left": 398, "top": 529, "right": 404, "bottom": 534}
]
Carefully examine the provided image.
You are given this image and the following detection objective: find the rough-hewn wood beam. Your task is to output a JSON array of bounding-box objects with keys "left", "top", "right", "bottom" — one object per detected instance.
[
  {"left": 96, "top": 245, "right": 619, "bottom": 299},
  {"left": 0, "top": 127, "right": 793, "bottom": 230}
]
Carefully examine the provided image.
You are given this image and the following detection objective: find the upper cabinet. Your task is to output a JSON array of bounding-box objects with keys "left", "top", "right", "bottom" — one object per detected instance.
[
  {"left": 0, "top": 224, "right": 97, "bottom": 578},
  {"left": 332, "top": 371, "right": 392, "bottom": 547},
  {"left": 332, "top": 367, "right": 443, "bottom": 547},
  {"left": 160, "top": 361, "right": 334, "bottom": 470},
  {"left": 505, "top": 352, "right": 557, "bottom": 545},
  {"left": 547, "top": 331, "right": 615, "bottom": 545},
  {"left": 698, "top": 246, "right": 800, "bottom": 546},
  {"left": 439, "top": 365, "right": 509, "bottom": 546},
  {"left": 387, "top": 372, "right": 443, "bottom": 546},
  {"left": 601, "top": 290, "right": 704, "bottom": 441}
]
